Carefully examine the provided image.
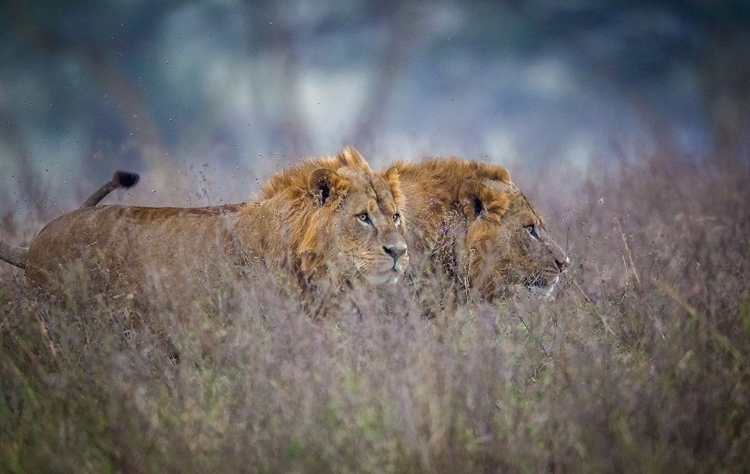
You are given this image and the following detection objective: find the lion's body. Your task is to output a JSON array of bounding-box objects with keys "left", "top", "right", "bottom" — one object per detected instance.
[
  {"left": 10, "top": 148, "right": 408, "bottom": 306},
  {"left": 25, "top": 204, "right": 244, "bottom": 297},
  {"left": 392, "top": 157, "right": 568, "bottom": 300}
]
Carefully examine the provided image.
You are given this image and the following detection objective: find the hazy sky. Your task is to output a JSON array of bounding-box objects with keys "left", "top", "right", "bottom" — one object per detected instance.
[{"left": 1, "top": 0, "right": 747, "bottom": 206}]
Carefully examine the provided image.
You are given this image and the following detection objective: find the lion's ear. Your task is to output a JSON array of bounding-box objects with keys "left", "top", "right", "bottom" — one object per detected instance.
[
  {"left": 471, "top": 162, "right": 511, "bottom": 183},
  {"left": 460, "top": 180, "right": 490, "bottom": 220},
  {"left": 459, "top": 180, "right": 509, "bottom": 221},
  {"left": 309, "top": 168, "right": 349, "bottom": 206},
  {"left": 336, "top": 147, "right": 371, "bottom": 172}
]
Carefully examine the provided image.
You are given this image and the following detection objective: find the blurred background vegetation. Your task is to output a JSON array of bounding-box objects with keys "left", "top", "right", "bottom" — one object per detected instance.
[
  {"left": 2, "top": 2, "right": 750, "bottom": 472},
  {"left": 1, "top": 0, "right": 749, "bottom": 210}
]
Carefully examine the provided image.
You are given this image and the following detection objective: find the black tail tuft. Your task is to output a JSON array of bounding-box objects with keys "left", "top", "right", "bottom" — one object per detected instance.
[{"left": 113, "top": 171, "right": 140, "bottom": 189}]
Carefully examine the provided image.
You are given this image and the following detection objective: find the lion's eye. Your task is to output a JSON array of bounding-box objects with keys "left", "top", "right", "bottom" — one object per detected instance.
[
  {"left": 392, "top": 213, "right": 401, "bottom": 224},
  {"left": 357, "top": 213, "right": 371, "bottom": 224},
  {"left": 525, "top": 224, "right": 539, "bottom": 239}
]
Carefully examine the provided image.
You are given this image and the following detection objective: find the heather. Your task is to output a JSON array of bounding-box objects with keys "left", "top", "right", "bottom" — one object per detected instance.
[{"left": 1, "top": 149, "right": 748, "bottom": 473}]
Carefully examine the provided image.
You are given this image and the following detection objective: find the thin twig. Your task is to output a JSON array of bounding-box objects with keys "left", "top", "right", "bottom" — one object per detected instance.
[
  {"left": 514, "top": 310, "right": 550, "bottom": 358},
  {"left": 572, "top": 280, "right": 616, "bottom": 336},
  {"left": 650, "top": 277, "right": 740, "bottom": 358},
  {"left": 614, "top": 218, "right": 642, "bottom": 294}
]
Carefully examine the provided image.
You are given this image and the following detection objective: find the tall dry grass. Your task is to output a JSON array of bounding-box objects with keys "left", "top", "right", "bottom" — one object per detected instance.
[{"left": 1, "top": 150, "right": 749, "bottom": 473}]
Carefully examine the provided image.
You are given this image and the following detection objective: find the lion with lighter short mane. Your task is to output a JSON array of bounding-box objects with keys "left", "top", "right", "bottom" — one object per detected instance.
[
  {"left": 0, "top": 148, "right": 408, "bottom": 307},
  {"left": 391, "top": 157, "right": 568, "bottom": 301}
]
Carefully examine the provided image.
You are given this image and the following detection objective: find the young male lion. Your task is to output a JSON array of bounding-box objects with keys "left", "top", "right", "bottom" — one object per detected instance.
[
  {"left": 0, "top": 148, "right": 408, "bottom": 309},
  {"left": 391, "top": 157, "right": 568, "bottom": 301}
]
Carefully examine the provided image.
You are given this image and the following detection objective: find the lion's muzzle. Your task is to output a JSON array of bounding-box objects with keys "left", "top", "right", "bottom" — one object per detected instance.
[
  {"left": 555, "top": 255, "right": 570, "bottom": 273},
  {"left": 365, "top": 237, "right": 408, "bottom": 285},
  {"left": 383, "top": 242, "right": 408, "bottom": 272}
]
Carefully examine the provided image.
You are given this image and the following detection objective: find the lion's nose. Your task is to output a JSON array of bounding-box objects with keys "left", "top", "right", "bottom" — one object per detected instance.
[
  {"left": 555, "top": 256, "right": 570, "bottom": 273},
  {"left": 383, "top": 242, "right": 407, "bottom": 265}
]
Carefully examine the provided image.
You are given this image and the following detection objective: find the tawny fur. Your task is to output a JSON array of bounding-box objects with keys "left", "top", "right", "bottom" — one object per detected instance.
[
  {"left": 390, "top": 157, "right": 568, "bottom": 300},
  {"left": 0, "top": 170, "right": 141, "bottom": 270},
  {"left": 7, "top": 148, "right": 408, "bottom": 307}
]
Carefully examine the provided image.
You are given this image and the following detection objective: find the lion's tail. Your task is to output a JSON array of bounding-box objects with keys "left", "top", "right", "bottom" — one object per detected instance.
[
  {"left": 0, "top": 240, "right": 27, "bottom": 269},
  {"left": 81, "top": 170, "right": 140, "bottom": 207}
]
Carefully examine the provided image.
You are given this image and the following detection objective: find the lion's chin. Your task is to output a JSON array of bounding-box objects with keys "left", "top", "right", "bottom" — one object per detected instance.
[
  {"left": 365, "top": 271, "right": 402, "bottom": 286},
  {"left": 355, "top": 259, "right": 406, "bottom": 286},
  {"left": 524, "top": 274, "right": 560, "bottom": 298}
]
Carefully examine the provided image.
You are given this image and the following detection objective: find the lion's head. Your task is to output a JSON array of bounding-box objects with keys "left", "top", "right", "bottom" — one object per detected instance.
[
  {"left": 458, "top": 174, "right": 568, "bottom": 299},
  {"left": 394, "top": 157, "right": 568, "bottom": 300},
  {"left": 240, "top": 147, "right": 409, "bottom": 291}
]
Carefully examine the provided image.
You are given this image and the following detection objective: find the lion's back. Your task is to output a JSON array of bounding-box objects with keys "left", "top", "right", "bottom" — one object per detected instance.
[{"left": 26, "top": 205, "right": 243, "bottom": 293}]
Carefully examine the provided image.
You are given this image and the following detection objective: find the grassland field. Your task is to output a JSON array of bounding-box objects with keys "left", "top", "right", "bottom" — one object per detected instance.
[{"left": 1, "top": 151, "right": 749, "bottom": 473}]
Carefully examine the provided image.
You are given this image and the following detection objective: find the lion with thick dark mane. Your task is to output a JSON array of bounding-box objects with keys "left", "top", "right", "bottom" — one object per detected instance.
[
  {"left": 0, "top": 148, "right": 408, "bottom": 306},
  {"left": 391, "top": 157, "right": 568, "bottom": 301}
]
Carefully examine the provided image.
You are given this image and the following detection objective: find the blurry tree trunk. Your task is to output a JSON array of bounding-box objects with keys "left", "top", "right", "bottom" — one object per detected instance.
[
  {"left": 352, "top": 4, "right": 418, "bottom": 148},
  {"left": 86, "top": 50, "right": 171, "bottom": 174},
  {"left": 267, "top": 5, "right": 310, "bottom": 161},
  {"left": 6, "top": 0, "right": 172, "bottom": 178}
]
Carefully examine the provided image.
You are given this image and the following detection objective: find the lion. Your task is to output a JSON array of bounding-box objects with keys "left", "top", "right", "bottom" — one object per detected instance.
[
  {"left": 0, "top": 170, "right": 141, "bottom": 270},
  {"left": 0, "top": 148, "right": 408, "bottom": 309},
  {"left": 391, "top": 157, "right": 568, "bottom": 301}
]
